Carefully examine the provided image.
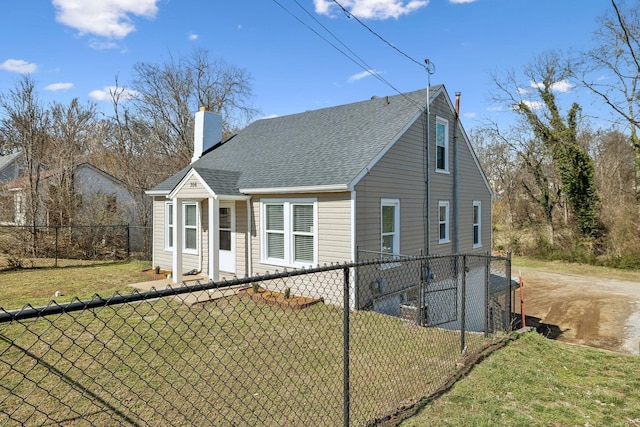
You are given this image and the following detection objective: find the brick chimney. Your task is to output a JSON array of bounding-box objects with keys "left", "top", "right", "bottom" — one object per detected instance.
[{"left": 191, "top": 107, "right": 222, "bottom": 164}]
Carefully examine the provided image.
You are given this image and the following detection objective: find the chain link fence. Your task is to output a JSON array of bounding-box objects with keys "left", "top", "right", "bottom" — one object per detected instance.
[
  {"left": 0, "top": 253, "right": 512, "bottom": 426},
  {"left": 0, "top": 224, "right": 152, "bottom": 269}
]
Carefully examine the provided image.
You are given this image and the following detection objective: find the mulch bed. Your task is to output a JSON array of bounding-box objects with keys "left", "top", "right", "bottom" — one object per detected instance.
[
  {"left": 142, "top": 269, "right": 171, "bottom": 280},
  {"left": 237, "top": 287, "right": 323, "bottom": 310}
]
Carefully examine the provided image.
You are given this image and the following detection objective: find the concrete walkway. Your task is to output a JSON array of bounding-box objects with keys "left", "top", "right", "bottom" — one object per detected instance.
[{"left": 128, "top": 275, "right": 244, "bottom": 306}]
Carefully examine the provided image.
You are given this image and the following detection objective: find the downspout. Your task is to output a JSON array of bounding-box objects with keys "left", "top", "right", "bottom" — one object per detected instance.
[
  {"left": 453, "top": 92, "right": 460, "bottom": 254},
  {"left": 424, "top": 61, "right": 433, "bottom": 256}
]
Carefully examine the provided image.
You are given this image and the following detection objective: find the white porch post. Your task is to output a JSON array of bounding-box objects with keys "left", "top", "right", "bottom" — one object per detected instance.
[
  {"left": 172, "top": 197, "right": 183, "bottom": 283},
  {"left": 209, "top": 197, "right": 220, "bottom": 281}
]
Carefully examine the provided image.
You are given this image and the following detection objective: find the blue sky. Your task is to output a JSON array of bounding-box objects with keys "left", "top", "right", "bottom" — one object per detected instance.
[{"left": 0, "top": 0, "right": 611, "bottom": 131}]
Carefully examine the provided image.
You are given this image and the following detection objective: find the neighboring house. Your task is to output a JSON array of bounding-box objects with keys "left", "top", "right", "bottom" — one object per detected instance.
[
  {"left": 148, "top": 85, "right": 493, "bottom": 310},
  {"left": 0, "top": 151, "right": 23, "bottom": 183},
  {"left": 0, "top": 162, "right": 138, "bottom": 226}
]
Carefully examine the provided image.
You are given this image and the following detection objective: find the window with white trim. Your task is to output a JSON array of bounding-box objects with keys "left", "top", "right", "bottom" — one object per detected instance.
[
  {"left": 473, "top": 201, "right": 482, "bottom": 248},
  {"left": 261, "top": 199, "right": 317, "bottom": 267},
  {"left": 438, "top": 201, "right": 450, "bottom": 243},
  {"left": 435, "top": 117, "right": 449, "bottom": 172},
  {"left": 183, "top": 202, "right": 198, "bottom": 253},
  {"left": 165, "top": 202, "right": 174, "bottom": 249},
  {"left": 381, "top": 199, "right": 400, "bottom": 256}
]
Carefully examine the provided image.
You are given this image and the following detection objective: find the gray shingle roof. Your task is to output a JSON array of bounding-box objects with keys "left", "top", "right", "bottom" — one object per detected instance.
[
  {"left": 152, "top": 87, "right": 440, "bottom": 195},
  {"left": 0, "top": 151, "right": 21, "bottom": 172}
]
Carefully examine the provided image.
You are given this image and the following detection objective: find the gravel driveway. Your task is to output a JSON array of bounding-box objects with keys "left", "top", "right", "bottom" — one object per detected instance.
[{"left": 514, "top": 265, "right": 640, "bottom": 355}]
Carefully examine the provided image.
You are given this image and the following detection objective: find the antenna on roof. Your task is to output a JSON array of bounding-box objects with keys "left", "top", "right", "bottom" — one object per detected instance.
[{"left": 424, "top": 59, "right": 435, "bottom": 114}]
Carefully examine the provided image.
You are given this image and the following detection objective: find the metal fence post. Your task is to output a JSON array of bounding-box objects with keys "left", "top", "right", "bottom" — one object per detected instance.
[
  {"left": 343, "top": 266, "right": 350, "bottom": 427},
  {"left": 126, "top": 224, "right": 130, "bottom": 259},
  {"left": 54, "top": 226, "right": 59, "bottom": 268},
  {"left": 506, "top": 251, "right": 512, "bottom": 331},
  {"left": 484, "top": 252, "right": 490, "bottom": 338},
  {"left": 460, "top": 255, "right": 466, "bottom": 353}
]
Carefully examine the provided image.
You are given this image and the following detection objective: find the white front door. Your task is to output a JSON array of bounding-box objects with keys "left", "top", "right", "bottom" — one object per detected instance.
[{"left": 219, "top": 202, "right": 235, "bottom": 273}]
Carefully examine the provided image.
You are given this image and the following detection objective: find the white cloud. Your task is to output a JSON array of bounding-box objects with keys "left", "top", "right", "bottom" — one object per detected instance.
[
  {"left": 315, "top": 0, "right": 429, "bottom": 20},
  {"left": 516, "top": 87, "right": 529, "bottom": 95},
  {"left": 52, "top": 0, "right": 159, "bottom": 39},
  {"left": 88, "top": 39, "right": 121, "bottom": 50},
  {"left": 520, "top": 100, "right": 545, "bottom": 110},
  {"left": 463, "top": 111, "right": 477, "bottom": 119},
  {"left": 348, "top": 69, "right": 377, "bottom": 82},
  {"left": 45, "top": 82, "right": 73, "bottom": 91},
  {"left": 89, "top": 86, "right": 138, "bottom": 102},
  {"left": 1, "top": 59, "right": 37, "bottom": 74},
  {"left": 530, "top": 79, "right": 574, "bottom": 93},
  {"left": 188, "top": 32, "right": 199, "bottom": 41},
  {"left": 449, "top": 0, "right": 477, "bottom": 3}
]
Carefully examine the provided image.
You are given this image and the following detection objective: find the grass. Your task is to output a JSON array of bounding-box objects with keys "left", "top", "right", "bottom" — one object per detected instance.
[
  {"left": 0, "top": 261, "right": 502, "bottom": 426},
  {"left": 0, "top": 260, "right": 152, "bottom": 310},
  {"left": 512, "top": 255, "right": 640, "bottom": 282},
  {"left": 401, "top": 331, "right": 640, "bottom": 427}
]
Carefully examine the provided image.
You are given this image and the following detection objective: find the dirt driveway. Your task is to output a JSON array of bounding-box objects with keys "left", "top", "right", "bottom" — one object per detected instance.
[{"left": 515, "top": 265, "right": 640, "bottom": 355}]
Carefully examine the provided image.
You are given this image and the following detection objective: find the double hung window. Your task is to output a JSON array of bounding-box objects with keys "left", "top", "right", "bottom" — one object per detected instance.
[
  {"left": 381, "top": 199, "right": 400, "bottom": 256},
  {"left": 473, "top": 201, "right": 482, "bottom": 248},
  {"left": 262, "top": 199, "right": 317, "bottom": 267},
  {"left": 438, "top": 201, "right": 450, "bottom": 243},
  {"left": 165, "top": 202, "right": 174, "bottom": 249},
  {"left": 165, "top": 201, "right": 199, "bottom": 253},
  {"left": 435, "top": 117, "right": 449, "bottom": 172}
]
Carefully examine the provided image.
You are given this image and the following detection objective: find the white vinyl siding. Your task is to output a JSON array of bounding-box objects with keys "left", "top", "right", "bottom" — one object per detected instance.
[
  {"left": 261, "top": 198, "right": 317, "bottom": 268},
  {"left": 439, "top": 201, "right": 450, "bottom": 244},
  {"left": 436, "top": 117, "right": 449, "bottom": 172},
  {"left": 381, "top": 199, "right": 400, "bottom": 256},
  {"left": 473, "top": 201, "right": 482, "bottom": 248}
]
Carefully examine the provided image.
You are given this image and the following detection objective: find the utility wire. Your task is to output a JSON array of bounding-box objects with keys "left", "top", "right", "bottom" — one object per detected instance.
[
  {"left": 271, "top": 0, "right": 405, "bottom": 96},
  {"left": 331, "top": 0, "right": 429, "bottom": 71},
  {"left": 271, "top": 0, "right": 426, "bottom": 109}
]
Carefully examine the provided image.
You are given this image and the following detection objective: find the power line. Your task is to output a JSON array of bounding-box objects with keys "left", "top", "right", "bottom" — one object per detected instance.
[
  {"left": 271, "top": 0, "right": 426, "bottom": 108},
  {"left": 331, "top": 0, "right": 428, "bottom": 71},
  {"left": 271, "top": 0, "right": 404, "bottom": 95}
]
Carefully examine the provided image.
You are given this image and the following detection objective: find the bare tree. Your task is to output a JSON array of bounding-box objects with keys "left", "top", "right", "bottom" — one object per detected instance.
[
  {"left": 0, "top": 75, "right": 50, "bottom": 253},
  {"left": 570, "top": 0, "right": 640, "bottom": 204},
  {"left": 491, "top": 52, "right": 601, "bottom": 239},
  {"left": 46, "top": 99, "right": 98, "bottom": 225},
  {"left": 128, "top": 48, "right": 258, "bottom": 168}
]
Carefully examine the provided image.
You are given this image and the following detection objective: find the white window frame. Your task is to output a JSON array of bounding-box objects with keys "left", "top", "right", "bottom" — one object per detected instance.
[
  {"left": 183, "top": 201, "right": 199, "bottom": 254},
  {"left": 473, "top": 201, "right": 482, "bottom": 248},
  {"left": 380, "top": 199, "right": 400, "bottom": 256},
  {"left": 435, "top": 116, "right": 449, "bottom": 173},
  {"left": 260, "top": 198, "right": 318, "bottom": 268},
  {"left": 165, "top": 201, "right": 174, "bottom": 250},
  {"left": 438, "top": 201, "right": 450, "bottom": 244}
]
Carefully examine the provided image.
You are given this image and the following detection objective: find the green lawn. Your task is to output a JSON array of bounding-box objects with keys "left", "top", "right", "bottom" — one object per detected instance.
[
  {"left": 0, "top": 260, "right": 501, "bottom": 426},
  {"left": 402, "top": 331, "right": 640, "bottom": 427},
  {"left": 0, "top": 260, "right": 152, "bottom": 310}
]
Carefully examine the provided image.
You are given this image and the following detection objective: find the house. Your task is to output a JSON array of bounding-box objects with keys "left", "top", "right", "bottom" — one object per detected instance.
[
  {"left": 148, "top": 85, "right": 492, "bottom": 309},
  {"left": 0, "top": 162, "right": 138, "bottom": 226},
  {"left": 0, "top": 151, "right": 23, "bottom": 183}
]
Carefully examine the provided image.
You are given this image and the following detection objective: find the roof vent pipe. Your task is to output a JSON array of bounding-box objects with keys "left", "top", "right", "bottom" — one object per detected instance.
[{"left": 192, "top": 106, "right": 222, "bottom": 164}]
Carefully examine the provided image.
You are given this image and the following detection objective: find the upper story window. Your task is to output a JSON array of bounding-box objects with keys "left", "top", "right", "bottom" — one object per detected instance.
[
  {"left": 438, "top": 201, "right": 450, "bottom": 244},
  {"left": 473, "top": 201, "right": 482, "bottom": 248},
  {"left": 381, "top": 199, "right": 400, "bottom": 256},
  {"left": 261, "top": 198, "right": 317, "bottom": 268},
  {"left": 435, "top": 117, "right": 449, "bottom": 172}
]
